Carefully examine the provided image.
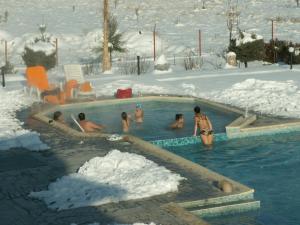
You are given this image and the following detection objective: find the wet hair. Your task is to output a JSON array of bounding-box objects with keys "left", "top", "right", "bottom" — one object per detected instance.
[
  {"left": 53, "top": 111, "right": 62, "bottom": 121},
  {"left": 78, "top": 112, "right": 85, "bottom": 121},
  {"left": 121, "top": 112, "right": 127, "bottom": 120},
  {"left": 175, "top": 114, "right": 183, "bottom": 121},
  {"left": 194, "top": 106, "right": 201, "bottom": 114}
]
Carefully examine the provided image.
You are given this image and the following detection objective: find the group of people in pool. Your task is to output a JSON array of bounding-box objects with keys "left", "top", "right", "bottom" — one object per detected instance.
[{"left": 49, "top": 104, "right": 214, "bottom": 146}]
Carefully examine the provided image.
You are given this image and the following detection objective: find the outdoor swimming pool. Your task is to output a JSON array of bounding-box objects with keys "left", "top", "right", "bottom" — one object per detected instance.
[
  {"left": 56, "top": 101, "right": 238, "bottom": 140},
  {"left": 165, "top": 133, "right": 300, "bottom": 225}
]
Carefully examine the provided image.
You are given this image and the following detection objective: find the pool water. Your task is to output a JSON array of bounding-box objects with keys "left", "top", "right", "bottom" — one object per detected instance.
[
  {"left": 58, "top": 101, "right": 238, "bottom": 140},
  {"left": 165, "top": 133, "right": 300, "bottom": 225}
]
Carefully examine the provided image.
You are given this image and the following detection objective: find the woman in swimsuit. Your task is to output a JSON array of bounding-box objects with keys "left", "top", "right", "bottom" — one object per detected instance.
[
  {"left": 121, "top": 112, "right": 131, "bottom": 133},
  {"left": 193, "top": 106, "right": 214, "bottom": 146}
]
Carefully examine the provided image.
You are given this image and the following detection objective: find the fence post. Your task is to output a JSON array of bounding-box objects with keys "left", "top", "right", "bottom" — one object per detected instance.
[
  {"left": 1, "top": 66, "right": 5, "bottom": 88},
  {"left": 137, "top": 56, "right": 141, "bottom": 75},
  {"left": 153, "top": 24, "right": 156, "bottom": 61},
  {"left": 55, "top": 38, "right": 58, "bottom": 66},
  {"left": 173, "top": 55, "right": 176, "bottom": 65},
  {"left": 198, "top": 30, "right": 202, "bottom": 57}
]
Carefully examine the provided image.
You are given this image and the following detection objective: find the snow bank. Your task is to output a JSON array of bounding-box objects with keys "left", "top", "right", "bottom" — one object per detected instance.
[
  {"left": 94, "top": 80, "right": 169, "bottom": 96},
  {"left": 0, "top": 89, "right": 48, "bottom": 151},
  {"left": 206, "top": 79, "right": 300, "bottom": 118},
  {"left": 30, "top": 150, "right": 185, "bottom": 210}
]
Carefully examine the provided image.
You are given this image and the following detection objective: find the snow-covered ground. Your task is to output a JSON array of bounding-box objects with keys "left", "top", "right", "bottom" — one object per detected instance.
[
  {"left": 30, "top": 150, "right": 185, "bottom": 210},
  {"left": 1, "top": 0, "right": 300, "bottom": 67},
  {"left": 0, "top": 88, "right": 48, "bottom": 151}
]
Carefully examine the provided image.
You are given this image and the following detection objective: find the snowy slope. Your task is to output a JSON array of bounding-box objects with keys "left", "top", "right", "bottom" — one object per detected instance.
[{"left": 1, "top": 0, "right": 300, "bottom": 66}]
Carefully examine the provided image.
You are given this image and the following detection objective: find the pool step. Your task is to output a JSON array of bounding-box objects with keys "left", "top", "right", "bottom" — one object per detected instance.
[{"left": 187, "top": 199, "right": 260, "bottom": 218}]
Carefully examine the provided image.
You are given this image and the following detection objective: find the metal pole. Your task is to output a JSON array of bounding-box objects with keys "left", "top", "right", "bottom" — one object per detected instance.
[
  {"left": 153, "top": 24, "right": 156, "bottom": 61},
  {"left": 290, "top": 53, "right": 293, "bottom": 70},
  {"left": 271, "top": 20, "right": 274, "bottom": 41},
  {"left": 55, "top": 38, "right": 58, "bottom": 66},
  {"left": 199, "top": 30, "right": 202, "bottom": 56},
  {"left": 4, "top": 41, "right": 7, "bottom": 65},
  {"left": 137, "top": 56, "right": 141, "bottom": 75}
]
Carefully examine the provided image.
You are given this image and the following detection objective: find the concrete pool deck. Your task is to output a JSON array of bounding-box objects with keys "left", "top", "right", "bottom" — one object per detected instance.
[{"left": 0, "top": 99, "right": 260, "bottom": 225}]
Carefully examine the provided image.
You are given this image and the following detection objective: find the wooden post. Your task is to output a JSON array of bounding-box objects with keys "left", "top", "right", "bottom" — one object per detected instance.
[
  {"left": 198, "top": 30, "right": 202, "bottom": 56},
  {"left": 153, "top": 24, "right": 156, "bottom": 61},
  {"left": 4, "top": 41, "right": 7, "bottom": 64},
  {"left": 271, "top": 20, "right": 274, "bottom": 41},
  {"left": 102, "top": 0, "right": 111, "bottom": 72},
  {"left": 1, "top": 66, "right": 5, "bottom": 87},
  {"left": 55, "top": 38, "right": 58, "bottom": 66}
]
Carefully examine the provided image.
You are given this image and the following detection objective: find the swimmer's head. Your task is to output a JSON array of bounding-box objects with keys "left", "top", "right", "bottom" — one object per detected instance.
[
  {"left": 194, "top": 106, "right": 201, "bottom": 114},
  {"left": 175, "top": 113, "right": 183, "bottom": 121},
  {"left": 78, "top": 112, "right": 85, "bottom": 121},
  {"left": 121, "top": 112, "right": 128, "bottom": 120},
  {"left": 53, "top": 111, "right": 62, "bottom": 121},
  {"left": 136, "top": 103, "right": 142, "bottom": 109}
]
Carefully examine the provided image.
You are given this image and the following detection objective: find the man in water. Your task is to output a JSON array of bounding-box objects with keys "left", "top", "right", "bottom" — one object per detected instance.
[
  {"left": 171, "top": 113, "right": 184, "bottom": 129},
  {"left": 78, "top": 112, "right": 104, "bottom": 132},
  {"left": 193, "top": 106, "right": 214, "bottom": 146},
  {"left": 135, "top": 103, "right": 144, "bottom": 123}
]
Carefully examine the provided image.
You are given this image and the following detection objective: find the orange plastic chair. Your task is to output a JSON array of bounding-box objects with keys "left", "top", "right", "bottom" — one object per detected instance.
[{"left": 25, "top": 66, "right": 65, "bottom": 105}]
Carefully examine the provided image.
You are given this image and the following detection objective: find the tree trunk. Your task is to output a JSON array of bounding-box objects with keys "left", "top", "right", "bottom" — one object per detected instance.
[
  {"left": 244, "top": 61, "right": 248, "bottom": 68},
  {"left": 102, "top": 0, "right": 111, "bottom": 72}
]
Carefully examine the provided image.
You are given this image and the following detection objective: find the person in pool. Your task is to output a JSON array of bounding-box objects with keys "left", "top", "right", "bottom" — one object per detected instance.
[
  {"left": 78, "top": 112, "right": 104, "bottom": 132},
  {"left": 135, "top": 103, "right": 144, "bottom": 123},
  {"left": 121, "top": 112, "right": 132, "bottom": 132},
  {"left": 171, "top": 113, "right": 184, "bottom": 129},
  {"left": 193, "top": 106, "right": 214, "bottom": 146},
  {"left": 49, "top": 111, "right": 66, "bottom": 124}
]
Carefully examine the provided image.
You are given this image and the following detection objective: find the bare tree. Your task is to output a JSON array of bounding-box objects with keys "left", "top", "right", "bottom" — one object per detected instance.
[
  {"left": 102, "top": 0, "right": 111, "bottom": 72},
  {"left": 226, "top": 0, "right": 240, "bottom": 44},
  {"left": 114, "top": 0, "right": 119, "bottom": 9}
]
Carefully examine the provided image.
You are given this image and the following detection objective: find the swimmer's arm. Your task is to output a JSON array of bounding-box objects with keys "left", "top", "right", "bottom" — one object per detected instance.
[
  {"left": 90, "top": 122, "right": 104, "bottom": 130},
  {"left": 207, "top": 117, "right": 213, "bottom": 131},
  {"left": 193, "top": 118, "right": 198, "bottom": 136}
]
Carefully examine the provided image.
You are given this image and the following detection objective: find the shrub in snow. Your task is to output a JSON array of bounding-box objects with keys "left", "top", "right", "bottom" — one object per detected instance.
[
  {"left": 154, "top": 55, "right": 170, "bottom": 71},
  {"left": 1, "top": 61, "right": 16, "bottom": 74},
  {"left": 22, "top": 25, "right": 56, "bottom": 70},
  {"left": 229, "top": 31, "right": 265, "bottom": 68},
  {"left": 183, "top": 50, "right": 203, "bottom": 70},
  {"left": 118, "top": 55, "right": 151, "bottom": 75},
  {"left": 264, "top": 39, "right": 300, "bottom": 65}
]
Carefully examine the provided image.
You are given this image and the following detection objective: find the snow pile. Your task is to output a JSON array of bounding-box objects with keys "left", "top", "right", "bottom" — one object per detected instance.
[
  {"left": 207, "top": 79, "right": 300, "bottom": 118},
  {"left": 236, "top": 32, "right": 263, "bottom": 46},
  {"left": 0, "top": 89, "right": 48, "bottom": 151},
  {"left": 30, "top": 150, "right": 185, "bottom": 210}
]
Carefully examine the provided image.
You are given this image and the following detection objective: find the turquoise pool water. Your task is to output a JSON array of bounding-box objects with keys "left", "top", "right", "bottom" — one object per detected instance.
[
  {"left": 165, "top": 133, "right": 300, "bottom": 225},
  {"left": 59, "top": 101, "right": 238, "bottom": 140}
]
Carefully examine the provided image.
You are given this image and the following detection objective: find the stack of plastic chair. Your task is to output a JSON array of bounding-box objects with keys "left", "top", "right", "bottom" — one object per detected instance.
[
  {"left": 25, "top": 66, "right": 65, "bottom": 105},
  {"left": 63, "top": 64, "right": 96, "bottom": 98}
]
